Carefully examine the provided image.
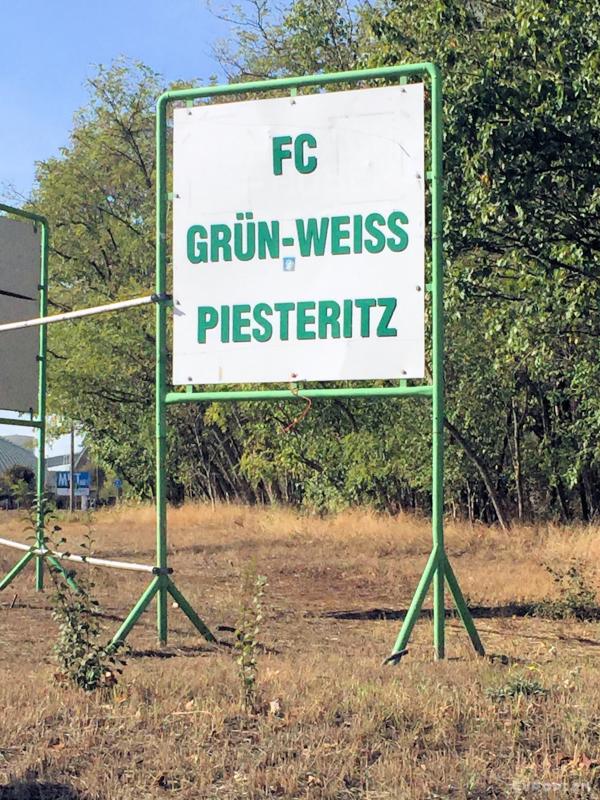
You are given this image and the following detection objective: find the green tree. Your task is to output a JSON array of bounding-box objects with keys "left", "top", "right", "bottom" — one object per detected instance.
[
  {"left": 28, "top": 0, "right": 600, "bottom": 522},
  {"left": 32, "top": 61, "right": 280, "bottom": 503},
  {"left": 34, "top": 61, "right": 159, "bottom": 495},
  {"left": 211, "top": 0, "right": 362, "bottom": 79},
  {"left": 0, "top": 465, "right": 35, "bottom": 507},
  {"left": 367, "top": 0, "right": 600, "bottom": 521},
  {"left": 207, "top": 0, "right": 600, "bottom": 523}
]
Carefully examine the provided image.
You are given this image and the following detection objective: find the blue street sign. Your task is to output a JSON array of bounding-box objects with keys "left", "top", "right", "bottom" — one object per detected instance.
[{"left": 76, "top": 472, "right": 90, "bottom": 489}]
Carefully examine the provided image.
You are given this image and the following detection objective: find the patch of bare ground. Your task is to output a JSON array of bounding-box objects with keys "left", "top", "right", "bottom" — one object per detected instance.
[{"left": 1, "top": 505, "right": 600, "bottom": 798}]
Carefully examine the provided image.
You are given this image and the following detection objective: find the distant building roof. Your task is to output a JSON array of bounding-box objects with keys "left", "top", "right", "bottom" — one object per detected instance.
[
  {"left": 45, "top": 449, "right": 87, "bottom": 470},
  {"left": 0, "top": 436, "right": 36, "bottom": 473},
  {"left": 4, "top": 434, "right": 35, "bottom": 450}
]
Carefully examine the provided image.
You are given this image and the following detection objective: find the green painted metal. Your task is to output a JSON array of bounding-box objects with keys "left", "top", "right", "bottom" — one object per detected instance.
[
  {"left": 156, "top": 91, "right": 169, "bottom": 644},
  {"left": 384, "top": 65, "right": 482, "bottom": 661},
  {"left": 0, "top": 203, "right": 48, "bottom": 594},
  {"left": 29, "top": 82, "right": 212, "bottom": 648},
  {"left": 111, "top": 575, "right": 160, "bottom": 646},
  {"left": 36, "top": 216, "right": 49, "bottom": 591},
  {"left": 0, "top": 548, "right": 35, "bottom": 591},
  {"left": 166, "top": 385, "right": 433, "bottom": 405},
  {"left": 159, "top": 62, "right": 433, "bottom": 105},
  {"left": 0, "top": 65, "right": 483, "bottom": 661},
  {"left": 166, "top": 578, "right": 218, "bottom": 643},
  {"left": 46, "top": 555, "right": 80, "bottom": 594},
  {"left": 144, "top": 79, "right": 215, "bottom": 647},
  {"left": 430, "top": 66, "right": 446, "bottom": 660},
  {"left": 385, "top": 546, "right": 438, "bottom": 660},
  {"left": 0, "top": 548, "right": 79, "bottom": 595},
  {"left": 0, "top": 416, "right": 43, "bottom": 428},
  {"left": 443, "top": 554, "right": 485, "bottom": 655}
]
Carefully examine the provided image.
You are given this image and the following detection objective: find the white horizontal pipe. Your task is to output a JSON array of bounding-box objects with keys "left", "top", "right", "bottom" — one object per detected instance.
[
  {"left": 0, "top": 536, "right": 154, "bottom": 573},
  {"left": 0, "top": 537, "right": 34, "bottom": 554},
  {"left": 0, "top": 294, "right": 157, "bottom": 333}
]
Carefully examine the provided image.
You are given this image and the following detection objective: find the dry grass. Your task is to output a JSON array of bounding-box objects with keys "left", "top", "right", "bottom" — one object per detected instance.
[{"left": 1, "top": 505, "right": 600, "bottom": 799}]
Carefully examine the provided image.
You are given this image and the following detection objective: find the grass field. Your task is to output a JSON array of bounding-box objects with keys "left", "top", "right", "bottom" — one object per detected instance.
[{"left": 1, "top": 505, "right": 599, "bottom": 799}]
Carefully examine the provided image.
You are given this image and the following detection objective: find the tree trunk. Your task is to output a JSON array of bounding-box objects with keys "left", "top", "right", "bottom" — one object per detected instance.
[
  {"left": 444, "top": 418, "right": 512, "bottom": 532},
  {"left": 579, "top": 475, "right": 590, "bottom": 522},
  {"left": 511, "top": 398, "right": 525, "bottom": 521}
]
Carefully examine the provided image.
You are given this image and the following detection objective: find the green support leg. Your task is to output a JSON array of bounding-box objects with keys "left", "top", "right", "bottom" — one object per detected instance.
[
  {"left": 386, "top": 64, "right": 483, "bottom": 662},
  {"left": 0, "top": 549, "right": 36, "bottom": 591},
  {"left": 35, "top": 552, "right": 44, "bottom": 591},
  {"left": 384, "top": 547, "right": 438, "bottom": 663},
  {"left": 0, "top": 551, "right": 83, "bottom": 595},
  {"left": 386, "top": 549, "right": 484, "bottom": 663},
  {"left": 158, "top": 576, "right": 168, "bottom": 644},
  {"left": 430, "top": 63, "right": 446, "bottom": 661},
  {"left": 111, "top": 576, "right": 160, "bottom": 646},
  {"left": 433, "top": 548, "right": 445, "bottom": 660},
  {"left": 110, "top": 576, "right": 216, "bottom": 647},
  {"left": 444, "top": 555, "right": 485, "bottom": 656},
  {"left": 46, "top": 555, "right": 81, "bottom": 594},
  {"left": 167, "top": 578, "right": 217, "bottom": 642}
]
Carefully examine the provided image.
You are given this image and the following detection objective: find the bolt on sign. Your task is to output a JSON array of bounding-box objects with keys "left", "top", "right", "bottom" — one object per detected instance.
[{"left": 172, "top": 84, "right": 424, "bottom": 385}]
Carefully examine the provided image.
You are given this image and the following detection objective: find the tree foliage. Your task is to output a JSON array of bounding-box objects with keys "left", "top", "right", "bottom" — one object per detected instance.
[
  {"left": 29, "top": 0, "right": 600, "bottom": 523},
  {"left": 0, "top": 465, "right": 35, "bottom": 507}
]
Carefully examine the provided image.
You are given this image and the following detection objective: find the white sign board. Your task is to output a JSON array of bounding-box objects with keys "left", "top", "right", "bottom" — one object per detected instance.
[
  {"left": 172, "top": 84, "right": 424, "bottom": 385},
  {"left": 0, "top": 217, "right": 39, "bottom": 411}
]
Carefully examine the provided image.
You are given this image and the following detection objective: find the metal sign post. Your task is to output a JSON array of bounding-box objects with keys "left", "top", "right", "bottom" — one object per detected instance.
[
  {"left": 0, "top": 64, "right": 484, "bottom": 661},
  {"left": 0, "top": 204, "right": 47, "bottom": 594},
  {"left": 121, "top": 62, "right": 482, "bottom": 661},
  {"left": 0, "top": 203, "right": 78, "bottom": 593},
  {"left": 0, "top": 206, "right": 181, "bottom": 608}
]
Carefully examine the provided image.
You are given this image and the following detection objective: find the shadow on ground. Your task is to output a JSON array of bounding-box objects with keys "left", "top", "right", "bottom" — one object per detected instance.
[
  {"left": 318, "top": 603, "right": 600, "bottom": 621},
  {"left": 0, "top": 781, "right": 91, "bottom": 800},
  {"left": 318, "top": 603, "right": 600, "bottom": 622},
  {"left": 130, "top": 642, "right": 226, "bottom": 659}
]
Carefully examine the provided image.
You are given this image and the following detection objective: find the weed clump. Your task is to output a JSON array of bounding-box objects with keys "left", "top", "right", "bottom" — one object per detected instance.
[
  {"left": 235, "top": 566, "right": 267, "bottom": 713},
  {"left": 533, "top": 561, "right": 597, "bottom": 620},
  {"left": 46, "top": 520, "right": 127, "bottom": 692},
  {"left": 486, "top": 674, "right": 549, "bottom": 702}
]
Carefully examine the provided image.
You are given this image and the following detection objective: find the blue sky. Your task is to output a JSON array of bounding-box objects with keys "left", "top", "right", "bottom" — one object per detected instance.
[
  {"left": 0, "top": 0, "right": 228, "bottom": 199},
  {"left": 0, "top": 0, "right": 230, "bottom": 452}
]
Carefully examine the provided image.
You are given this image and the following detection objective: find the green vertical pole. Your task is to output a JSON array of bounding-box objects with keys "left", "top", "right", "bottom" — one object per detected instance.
[
  {"left": 35, "top": 219, "right": 49, "bottom": 591},
  {"left": 429, "top": 64, "right": 445, "bottom": 659},
  {"left": 155, "top": 96, "right": 169, "bottom": 644},
  {"left": 149, "top": 64, "right": 477, "bottom": 660}
]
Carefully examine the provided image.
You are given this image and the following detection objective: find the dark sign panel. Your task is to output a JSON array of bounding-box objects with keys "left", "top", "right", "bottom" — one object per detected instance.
[{"left": 0, "top": 217, "right": 39, "bottom": 413}]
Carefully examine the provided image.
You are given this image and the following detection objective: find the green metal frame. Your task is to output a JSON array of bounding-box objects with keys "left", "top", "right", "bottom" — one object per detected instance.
[
  {"left": 118, "top": 62, "right": 482, "bottom": 660},
  {"left": 0, "top": 206, "right": 92, "bottom": 596},
  {"left": 0, "top": 63, "right": 484, "bottom": 660},
  {"left": 0, "top": 203, "right": 48, "bottom": 592}
]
